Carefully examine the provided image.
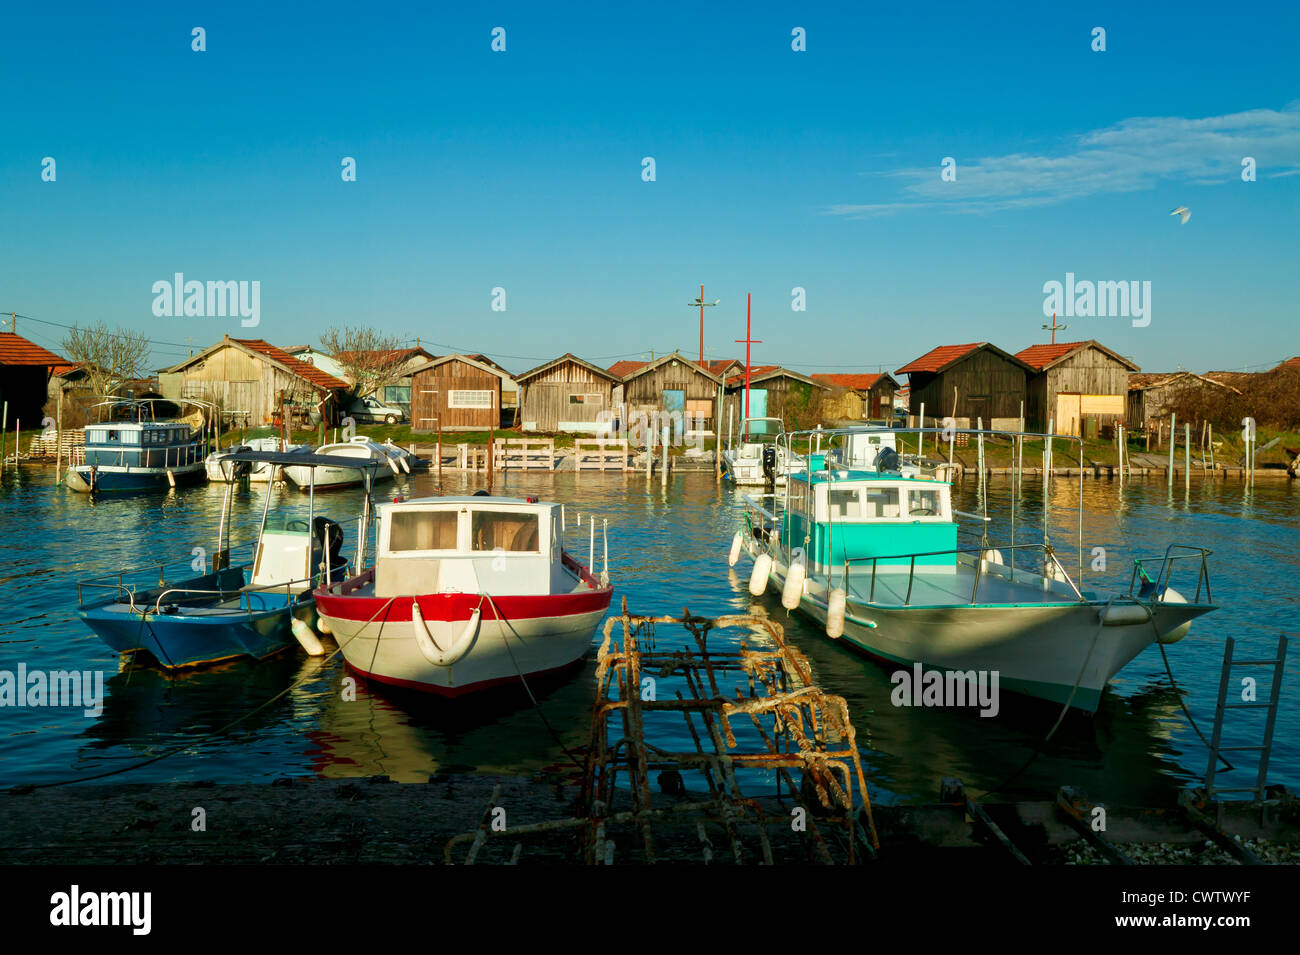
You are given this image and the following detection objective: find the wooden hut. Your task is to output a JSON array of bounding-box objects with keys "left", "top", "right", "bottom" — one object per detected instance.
[
  {"left": 158, "top": 336, "right": 349, "bottom": 426},
  {"left": 721, "top": 366, "right": 828, "bottom": 431},
  {"left": 812, "top": 373, "right": 899, "bottom": 420},
  {"left": 1126, "top": 372, "right": 1241, "bottom": 430},
  {"left": 0, "top": 331, "right": 65, "bottom": 428},
  {"left": 1014, "top": 340, "right": 1138, "bottom": 436},
  {"left": 613, "top": 351, "right": 723, "bottom": 435},
  {"left": 407, "top": 354, "right": 511, "bottom": 432},
  {"left": 895, "top": 343, "right": 1032, "bottom": 429},
  {"left": 516, "top": 353, "right": 620, "bottom": 433}
]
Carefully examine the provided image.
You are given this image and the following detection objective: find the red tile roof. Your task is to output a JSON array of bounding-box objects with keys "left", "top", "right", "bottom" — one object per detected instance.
[
  {"left": 725, "top": 364, "right": 780, "bottom": 386},
  {"left": 812, "top": 373, "right": 890, "bottom": 390},
  {"left": 1014, "top": 341, "right": 1091, "bottom": 370},
  {"left": 1282, "top": 356, "right": 1300, "bottom": 368},
  {"left": 233, "top": 339, "right": 349, "bottom": 390},
  {"left": 607, "top": 359, "right": 648, "bottom": 378},
  {"left": 698, "top": 358, "right": 739, "bottom": 374},
  {"left": 0, "top": 332, "right": 66, "bottom": 367},
  {"left": 896, "top": 343, "right": 984, "bottom": 375}
]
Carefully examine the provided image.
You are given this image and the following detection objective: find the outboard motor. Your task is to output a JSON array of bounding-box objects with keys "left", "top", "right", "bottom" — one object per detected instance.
[
  {"left": 876, "top": 446, "right": 902, "bottom": 473},
  {"left": 313, "top": 516, "right": 345, "bottom": 574},
  {"left": 761, "top": 445, "right": 778, "bottom": 494}
]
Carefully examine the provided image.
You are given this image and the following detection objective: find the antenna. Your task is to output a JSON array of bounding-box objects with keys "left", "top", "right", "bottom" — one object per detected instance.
[
  {"left": 1041, "top": 313, "right": 1069, "bottom": 345},
  {"left": 688, "top": 286, "right": 719, "bottom": 367}
]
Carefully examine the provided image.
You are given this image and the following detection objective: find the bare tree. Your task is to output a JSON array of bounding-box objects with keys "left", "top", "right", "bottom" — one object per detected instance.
[
  {"left": 59, "top": 322, "right": 150, "bottom": 399},
  {"left": 318, "top": 326, "right": 413, "bottom": 399}
]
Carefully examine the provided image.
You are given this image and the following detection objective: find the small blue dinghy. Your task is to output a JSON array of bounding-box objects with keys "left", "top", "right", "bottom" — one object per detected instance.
[{"left": 76, "top": 447, "right": 387, "bottom": 668}]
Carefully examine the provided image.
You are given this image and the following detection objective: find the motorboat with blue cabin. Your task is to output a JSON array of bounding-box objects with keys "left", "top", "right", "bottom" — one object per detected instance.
[
  {"left": 730, "top": 426, "right": 1217, "bottom": 712},
  {"left": 65, "top": 398, "right": 215, "bottom": 493},
  {"left": 76, "top": 447, "right": 388, "bottom": 668}
]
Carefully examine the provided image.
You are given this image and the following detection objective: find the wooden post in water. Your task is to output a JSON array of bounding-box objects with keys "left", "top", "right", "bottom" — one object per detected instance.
[
  {"left": 1167, "top": 413, "right": 1176, "bottom": 492},
  {"left": 918, "top": 402, "right": 925, "bottom": 456},
  {"left": 55, "top": 402, "right": 62, "bottom": 483},
  {"left": 1, "top": 400, "right": 6, "bottom": 470},
  {"left": 661, "top": 424, "right": 669, "bottom": 487},
  {"left": 1184, "top": 422, "right": 1191, "bottom": 493},
  {"left": 1208, "top": 423, "right": 1214, "bottom": 475},
  {"left": 646, "top": 417, "right": 653, "bottom": 480},
  {"left": 437, "top": 422, "right": 443, "bottom": 478}
]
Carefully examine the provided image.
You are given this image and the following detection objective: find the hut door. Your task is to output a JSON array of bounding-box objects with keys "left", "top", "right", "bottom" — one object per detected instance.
[
  {"left": 1055, "top": 393, "right": 1081, "bottom": 436},
  {"left": 663, "top": 389, "right": 685, "bottom": 412},
  {"left": 746, "top": 389, "right": 767, "bottom": 417}
]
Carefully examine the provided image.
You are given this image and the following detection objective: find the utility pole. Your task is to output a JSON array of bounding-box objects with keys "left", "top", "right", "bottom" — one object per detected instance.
[
  {"left": 734, "top": 293, "right": 762, "bottom": 419},
  {"left": 688, "top": 286, "right": 719, "bottom": 367},
  {"left": 1042, "top": 312, "right": 1068, "bottom": 345}
]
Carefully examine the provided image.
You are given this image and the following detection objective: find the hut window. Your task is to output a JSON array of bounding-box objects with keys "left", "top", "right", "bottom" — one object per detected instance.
[
  {"left": 389, "top": 510, "right": 459, "bottom": 552},
  {"left": 385, "top": 385, "right": 411, "bottom": 404},
  {"left": 569, "top": 394, "right": 601, "bottom": 405},
  {"left": 449, "top": 390, "right": 493, "bottom": 409},
  {"left": 471, "top": 511, "right": 540, "bottom": 553}
]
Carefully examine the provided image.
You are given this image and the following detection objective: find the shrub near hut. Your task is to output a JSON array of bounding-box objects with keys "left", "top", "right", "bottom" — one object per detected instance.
[{"left": 1167, "top": 364, "right": 1300, "bottom": 432}]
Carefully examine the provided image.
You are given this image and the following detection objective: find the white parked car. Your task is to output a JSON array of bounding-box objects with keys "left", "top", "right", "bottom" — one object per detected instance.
[{"left": 346, "top": 394, "right": 406, "bottom": 425}]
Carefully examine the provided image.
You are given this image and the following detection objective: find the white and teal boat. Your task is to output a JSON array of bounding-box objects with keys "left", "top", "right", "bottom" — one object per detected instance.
[{"left": 730, "top": 426, "right": 1216, "bottom": 713}]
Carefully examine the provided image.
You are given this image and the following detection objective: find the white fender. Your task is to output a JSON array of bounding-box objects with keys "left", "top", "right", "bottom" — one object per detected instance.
[
  {"left": 316, "top": 614, "right": 333, "bottom": 636},
  {"left": 1156, "top": 586, "right": 1191, "bottom": 643},
  {"left": 386, "top": 455, "right": 400, "bottom": 474},
  {"left": 291, "top": 617, "right": 325, "bottom": 656},
  {"left": 781, "top": 553, "right": 806, "bottom": 609},
  {"left": 728, "top": 532, "right": 742, "bottom": 567},
  {"left": 411, "top": 600, "right": 480, "bottom": 667},
  {"left": 826, "top": 587, "right": 847, "bottom": 639},
  {"left": 749, "top": 553, "right": 772, "bottom": 596},
  {"left": 1100, "top": 601, "right": 1152, "bottom": 626},
  {"left": 399, "top": 454, "right": 410, "bottom": 473},
  {"left": 982, "top": 549, "right": 1004, "bottom": 565}
]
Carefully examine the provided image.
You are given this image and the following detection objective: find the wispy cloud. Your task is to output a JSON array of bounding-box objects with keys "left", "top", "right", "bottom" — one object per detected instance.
[{"left": 827, "top": 102, "right": 1300, "bottom": 217}]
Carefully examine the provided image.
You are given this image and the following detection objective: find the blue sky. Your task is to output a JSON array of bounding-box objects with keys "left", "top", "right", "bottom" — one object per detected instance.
[{"left": 2, "top": 1, "right": 1297, "bottom": 376}]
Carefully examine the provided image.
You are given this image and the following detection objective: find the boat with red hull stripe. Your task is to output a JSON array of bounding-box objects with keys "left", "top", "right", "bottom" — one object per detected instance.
[{"left": 314, "top": 495, "right": 612, "bottom": 695}]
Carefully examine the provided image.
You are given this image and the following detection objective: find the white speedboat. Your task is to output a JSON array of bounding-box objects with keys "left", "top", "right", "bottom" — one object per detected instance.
[
  {"left": 282, "top": 436, "right": 411, "bottom": 491},
  {"left": 315, "top": 494, "right": 613, "bottom": 696},
  {"left": 731, "top": 426, "right": 1217, "bottom": 713},
  {"left": 723, "top": 417, "right": 804, "bottom": 486},
  {"left": 204, "top": 436, "right": 308, "bottom": 483}
]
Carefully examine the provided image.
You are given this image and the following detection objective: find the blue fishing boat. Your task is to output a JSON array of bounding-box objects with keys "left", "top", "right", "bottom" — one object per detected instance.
[
  {"left": 76, "top": 447, "right": 387, "bottom": 668},
  {"left": 65, "top": 398, "right": 215, "bottom": 493},
  {"left": 731, "top": 426, "right": 1218, "bottom": 712}
]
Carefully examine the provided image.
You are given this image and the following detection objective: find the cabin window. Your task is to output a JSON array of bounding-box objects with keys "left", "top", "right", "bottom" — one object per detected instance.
[
  {"left": 389, "top": 510, "right": 459, "bottom": 551},
  {"left": 105, "top": 430, "right": 120, "bottom": 443},
  {"left": 569, "top": 394, "right": 601, "bottom": 405},
  {"left": 864, "top": 486, "right": 900, "bottom": 519},
  {"left": 908, "top": 488, "right": 942, "bottom": 517},
  {"left": 471, "top": 511, "right": 540, "bottom": 553},
  {"left": 828, "top": 487, "right": 863, "bottom": 520},
  {"left": 449, "top": 390, "right": 493, "bottom": 409},
  {"left": 385, "top": 386, "right": 411, "bottom": 404}
]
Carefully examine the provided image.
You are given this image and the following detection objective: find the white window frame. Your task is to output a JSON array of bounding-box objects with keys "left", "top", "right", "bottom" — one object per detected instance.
[{"left": 448, "top": 389, "right": 494, "bottom": 409}]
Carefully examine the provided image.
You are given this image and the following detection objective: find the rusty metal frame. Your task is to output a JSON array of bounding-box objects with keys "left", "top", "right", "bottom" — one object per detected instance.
[{"left": 445, "top": 601, "right": 878, "bottom": 864}]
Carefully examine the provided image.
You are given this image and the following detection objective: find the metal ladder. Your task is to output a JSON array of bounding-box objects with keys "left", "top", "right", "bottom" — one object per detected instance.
[{"left": 1204, "top": 634, "right": 1289, "bottom": 809}]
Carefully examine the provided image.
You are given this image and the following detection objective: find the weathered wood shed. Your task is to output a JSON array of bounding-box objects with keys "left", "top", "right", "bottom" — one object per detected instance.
[
  {"left": 721, "top": 366, "right": 829, "bottom": 430},
  {"left": 812, "top": 373, "right": 900, "bottom": 420},
  {"left": 0, "top": 331, "right": 65, "bottom": 427},
  {"left": 407, "top": 354, "right": 510, "bottom": 432},
  {"left": 515, "top": 353, "right": 620, "bottom": 433},
  {"left": 896, "top": 343, "right": 1032, "bottom": 429},
  {"left": 1126, "top": 372, "right": 1240, "bottom": 429},
  {"left": 158, "top": 336, "right": 349, "bottom": 426},
  {"left": 1014, "top": 340, "right": 1139, "bottom": 436},
  {"left": 612, "top": 351, "right": 723, "bottom": 434}
]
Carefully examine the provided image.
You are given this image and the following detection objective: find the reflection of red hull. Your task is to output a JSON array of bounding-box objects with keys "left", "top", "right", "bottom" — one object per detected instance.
[
  {"left": 314, "top": 554, "right": 612, "bottom": 695},
  {"left": 343, "top": 654, "right": 587, "bottom": 697}
]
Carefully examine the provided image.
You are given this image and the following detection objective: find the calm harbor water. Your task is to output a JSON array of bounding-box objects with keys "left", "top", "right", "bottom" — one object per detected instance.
[{"left": 0, "top": 463, "right": 1296, "bottom": 807}]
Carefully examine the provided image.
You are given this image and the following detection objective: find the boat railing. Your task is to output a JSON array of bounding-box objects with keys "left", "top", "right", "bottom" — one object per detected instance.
[
  {"left": 1128, "top": 544, "right": 1214, "bottom": 605},
  {"left": 843, "top": 542, "right": 1087, "bottom": 607},
  {"left": 138, "top": 568, "right": 345, "bottom": 616},
  {"left": 75, "top": 541, "right": 259, "bottom": 607}
]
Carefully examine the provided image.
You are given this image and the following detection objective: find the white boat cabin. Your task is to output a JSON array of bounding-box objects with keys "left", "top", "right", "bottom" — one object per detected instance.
[{"left": 374, "top": 496, "right": 571, "bottom": 597}]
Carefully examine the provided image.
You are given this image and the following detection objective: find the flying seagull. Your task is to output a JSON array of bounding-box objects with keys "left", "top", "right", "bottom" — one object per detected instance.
[{"left": 1170, "top": 206, "right": 1191, "bottom": 225}]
